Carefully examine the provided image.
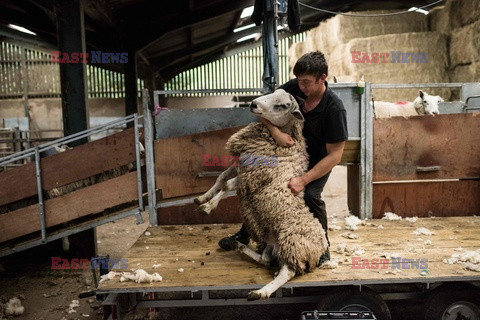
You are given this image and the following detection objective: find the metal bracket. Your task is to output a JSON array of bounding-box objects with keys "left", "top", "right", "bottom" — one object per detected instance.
[{"left": 416, "top": 166, "right": 441, "bottom": 172}]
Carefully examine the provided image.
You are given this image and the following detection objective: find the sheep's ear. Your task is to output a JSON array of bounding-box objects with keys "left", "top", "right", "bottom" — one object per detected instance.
[
  {"left": 419, "top": 90, "right": 425, "bottom": 99},
  {"left": 292, "top": 109, "right": 305, "bottom": 122},
  {"left": 438, "top": 96, "right": 444, "bottom": 102}
]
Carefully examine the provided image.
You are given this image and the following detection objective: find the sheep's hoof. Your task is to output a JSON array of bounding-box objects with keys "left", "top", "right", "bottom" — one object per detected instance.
[
  {"left": 247, "top": 290, "right": 268, "bottom": 301},
  {"left": 197, "top": 204, "right": 211, "bottom": 216},
  {"left": 193, "top": 197, "right": 203, "bottom": 205}
]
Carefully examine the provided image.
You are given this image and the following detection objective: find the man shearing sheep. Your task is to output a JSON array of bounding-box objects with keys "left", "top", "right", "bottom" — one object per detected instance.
[{"left": 218, "top": 51, "right": 349, "bottom": 264}]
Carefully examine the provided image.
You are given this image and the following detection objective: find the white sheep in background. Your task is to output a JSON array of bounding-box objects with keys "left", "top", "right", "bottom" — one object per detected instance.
[
  {"left": 373, "top": 90, "right": 444, "bottom": 118},
  {"left": 195, "top": 89, "right": 328, "bottom": 300}
]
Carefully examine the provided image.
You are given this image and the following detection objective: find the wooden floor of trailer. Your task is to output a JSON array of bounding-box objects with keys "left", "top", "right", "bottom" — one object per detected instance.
[{"left": 98, "top": 216, "right": 480, "bottom": 293}]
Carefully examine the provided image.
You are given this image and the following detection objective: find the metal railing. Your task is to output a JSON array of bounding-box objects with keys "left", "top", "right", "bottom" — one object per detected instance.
[{"left": 0, "top": 113, "right": 146, "bottom": 248}]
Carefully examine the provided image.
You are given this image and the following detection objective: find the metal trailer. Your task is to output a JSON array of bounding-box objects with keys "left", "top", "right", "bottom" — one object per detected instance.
[
  {"left": 96, "top": 83, "right": 480, "bottom": 320},
  {"left": 96, "top": 220, "right": 480, "bottom": 320},
  {"left": 0, "top": 82, "right": 478, "bottom": 317}
]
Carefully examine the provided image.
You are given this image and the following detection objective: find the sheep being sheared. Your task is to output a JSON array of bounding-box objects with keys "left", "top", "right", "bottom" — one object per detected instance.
[
  {"left": 373, "top": 90, "right": 444, "bottom": 118},
  {"left": 194, "top": 89, "right": 328, "bottom": 300}
]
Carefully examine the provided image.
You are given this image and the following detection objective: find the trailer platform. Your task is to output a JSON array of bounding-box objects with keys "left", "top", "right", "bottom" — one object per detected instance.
[{"left": 97, "top": 216, "right": 480, "bottom": 318}]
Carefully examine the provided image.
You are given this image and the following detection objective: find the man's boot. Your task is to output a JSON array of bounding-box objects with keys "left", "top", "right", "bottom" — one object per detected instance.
[{"left": 218, "top": 225, "right": 250, "bottom": 250}]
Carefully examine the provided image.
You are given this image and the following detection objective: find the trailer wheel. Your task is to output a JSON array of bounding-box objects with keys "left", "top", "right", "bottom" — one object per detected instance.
[
  {"left": 424, "top": 287, "right": 480, "bottom": 320},
  {"left": 317, "top": 287, "right": 391, "bottom": 320}
]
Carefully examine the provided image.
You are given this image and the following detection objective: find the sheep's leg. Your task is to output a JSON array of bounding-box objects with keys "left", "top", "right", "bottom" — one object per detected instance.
[
  {"left": 261, "top": 245, "right": 274, "bottom": 264},
  {"left": 231, "top": 241, "right": 272, "bottom": 266},
  {"left": 225, "top": 176, "right": 238, "bottom": 191},
  {"left": 194, "top": 166, "right": 237, "bottom": 205},
  {"left": 197, "top": 175, "right": 238, "bottom": 215},
  {"left": 248, "top": 263, "right": 295, "bottom": 300},
  {"left": 197, "top": 189, "right": 226, "bottom": 215}
]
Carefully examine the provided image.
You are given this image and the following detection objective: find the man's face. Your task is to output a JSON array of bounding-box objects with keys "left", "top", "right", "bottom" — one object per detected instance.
[{"left": 296, "top": 74, "right": 325, "bottom": 97}]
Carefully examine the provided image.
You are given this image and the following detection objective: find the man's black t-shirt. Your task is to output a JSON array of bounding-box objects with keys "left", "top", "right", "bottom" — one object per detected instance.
[{"left": 279, "top": 79, "right": 348, "bottom": 169}]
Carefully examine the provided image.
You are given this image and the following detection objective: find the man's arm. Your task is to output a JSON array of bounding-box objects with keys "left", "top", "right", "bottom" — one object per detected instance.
[
  {"left": 287, "top": 141, "right": 346, "bottom": 195},
  {"left": 259, "top": 117, "right": 295, "bottom": 147}
]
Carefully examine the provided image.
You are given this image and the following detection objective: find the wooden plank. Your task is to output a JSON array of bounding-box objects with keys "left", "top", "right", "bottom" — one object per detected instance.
[
  {"left": 0, "top": 171, "right": 139, "bottom": 243},
  {"left": 347, "top": 165, "right": 360, "bottom": 215},
  {"left": 341, "top": 140, "right": 359, "bottom": 164},
  {"left": 372, "top": 180, "right": 480, "bottom": 218},
  {"left": 154, "top": 127, "right": 241, "bottom": 199},
  {"left": 41, "top": 128, "right": 138, "bottom": 190},
  {"left": 0, "top": 128, "right": 138, "bottom": 207},
  {"left": 98, "top": 217, "right": 480, "bottom": 291},
  {"left": 0, "top": 163, "right": 36, "bottom": 207},
  {"left": 373, "top": 113, "right": 480, "bottom": 181}
]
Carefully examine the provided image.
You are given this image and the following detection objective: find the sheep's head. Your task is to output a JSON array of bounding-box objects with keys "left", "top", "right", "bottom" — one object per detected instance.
[
  {"left": 250, "top": 89, "right": 304, "bottom": 127},
  {"left": 416, "top": 90, "right": 443, "bottom": 115}
]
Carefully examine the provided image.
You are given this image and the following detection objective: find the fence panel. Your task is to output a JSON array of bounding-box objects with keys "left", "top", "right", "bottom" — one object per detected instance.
[
  {"left": 0, "top": 42, "right": 145, "bottom": 100},
  {"left": 164, "top": 32, "right": 306, "bottom": 96}
]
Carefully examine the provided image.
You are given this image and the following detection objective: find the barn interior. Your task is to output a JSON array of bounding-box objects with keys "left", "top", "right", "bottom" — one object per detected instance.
[{"left": 0, "top": 0, "right": 479, "bottom": 319}]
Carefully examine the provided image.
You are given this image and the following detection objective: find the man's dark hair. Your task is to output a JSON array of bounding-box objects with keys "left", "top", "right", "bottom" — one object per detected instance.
[{"left": 293, "top": 51, "right": 328, "bottom": 79}]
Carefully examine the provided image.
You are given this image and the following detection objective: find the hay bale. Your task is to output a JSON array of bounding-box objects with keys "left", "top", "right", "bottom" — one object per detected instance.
[
  {"left": 449, "top": 0, "right": 480, "bottom": 28},
  {"left": 428, "top": 5, "right": 451, "bottom": 34},
  {"left": 450, "top": 63, "right": 478, "bottom": 83},
  {"left": 288, "top": 41, "right": 316, "bottom": 69},
  {"left": 449, "top": 20, "right": 480, "bottom": 67},
  {"left": 339, "top": 32, "right": 450, "bottom": 101},
  {"left": 288, "top": 42, "right": 301, "bottom": 69},
  {"left": 310, "top": 10, "right": 428, "bottom": 56},
  {"left": 328, "top": 43, "right": 353, "bottom": 76}
]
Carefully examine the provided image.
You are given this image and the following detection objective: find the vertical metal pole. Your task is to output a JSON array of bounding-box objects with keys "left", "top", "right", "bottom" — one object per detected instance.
[
  {"left": 365, "top": 82, "right": 373, "bottom": 219},
  {"left": 35, "top": 148, "right": 47, "bottom": 243},
  {"left": 153, "top": 91, "right": 159, "bottom": 110},
  {"left": 13, "top": 127, "right": 21, "bottom": 162},
  {"left": 124, "top": 48, "right": 138, "bottom": 119},
  {"left": 360, "top": 83, "right": 373, "bottom": 219},
  {"left": 21, "top": 47, "right": 30, "bottom": 133},
  {"left": 143, "top": 89, "right": 158, "bottom": 226},
  {"left": 359, "top": 86, "right": 366, "bottom": 219},
  {"left": 133, "top": 114, "right": 144, "bottom": 224}
]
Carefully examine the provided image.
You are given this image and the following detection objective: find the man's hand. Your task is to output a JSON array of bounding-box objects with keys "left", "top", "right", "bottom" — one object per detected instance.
[
  {"left": 259, "top": 117, "right": 295, "bottom": 147},
  {"left": 288, "top": 176, "right": 308, "bottom": 196},
  {"left": 272, "top": 131, "right": 295, "bottom": 147}
]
